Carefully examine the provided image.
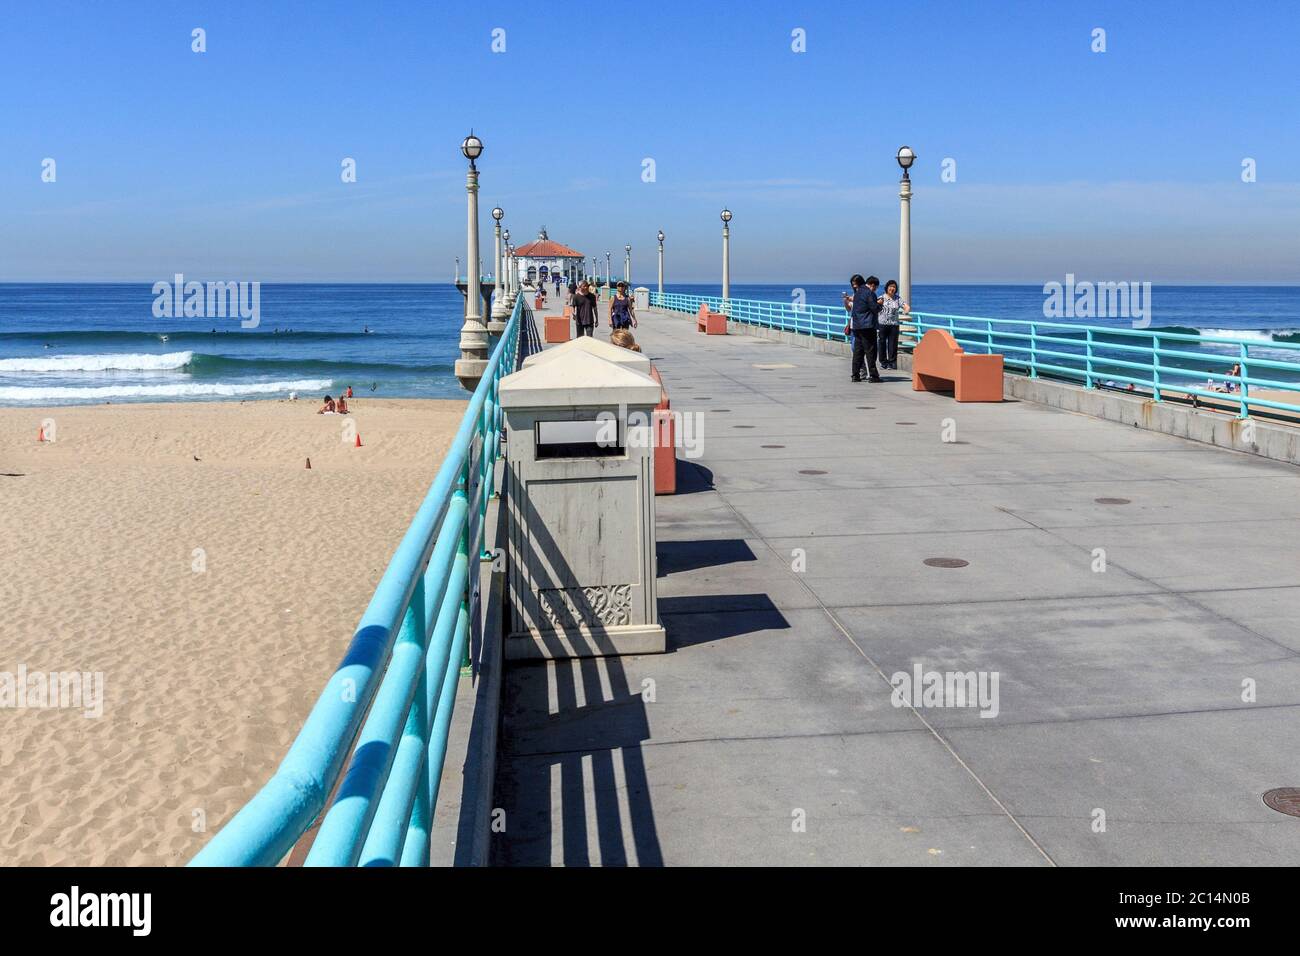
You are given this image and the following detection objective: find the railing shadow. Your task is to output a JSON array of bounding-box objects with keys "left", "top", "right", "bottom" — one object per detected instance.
[{"left": 492, "top": 654, "right": 663, "bottom": 867}]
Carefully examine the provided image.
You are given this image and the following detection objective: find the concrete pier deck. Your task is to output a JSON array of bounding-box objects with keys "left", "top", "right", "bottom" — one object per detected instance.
[{"left": 490, "top": 299, "right": 1300, "bottom": 866}]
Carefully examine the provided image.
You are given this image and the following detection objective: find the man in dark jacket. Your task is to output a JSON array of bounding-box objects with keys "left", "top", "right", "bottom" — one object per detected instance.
[
  {"left": 841, "top": 274, "right": 882, "bottom": 382},
  {"left": 573, "top": 280, "right": 598, "bottom": 337}
]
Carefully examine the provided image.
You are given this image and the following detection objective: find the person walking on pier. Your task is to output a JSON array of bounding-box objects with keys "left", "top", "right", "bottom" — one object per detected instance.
[
  {"left": 877, "top": 279, "right": 907, "bottom": 371},
  {"left": 610, "top": 281, "right": 637, "bottom": 331},
  {"left": 842, "top": 274, "right": 881, "bottom": 382},
  {"left": 573, "top": 280, "right": 598, "bottom": 337}
]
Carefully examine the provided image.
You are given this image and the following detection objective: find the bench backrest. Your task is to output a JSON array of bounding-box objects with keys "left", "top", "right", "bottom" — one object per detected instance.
[{"left": 914, "top": 329, "right": 964, "bottom": 377}]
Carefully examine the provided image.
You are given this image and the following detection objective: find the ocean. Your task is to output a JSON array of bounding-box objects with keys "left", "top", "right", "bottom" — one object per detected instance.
[{"left": 2, "top": 283, "right": 1299, "bottom": 405}]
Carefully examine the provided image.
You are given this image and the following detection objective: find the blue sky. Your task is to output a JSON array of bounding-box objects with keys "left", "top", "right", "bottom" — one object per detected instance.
[{"left": 3, "top": 0, "right": 1298, "bottom": 283}]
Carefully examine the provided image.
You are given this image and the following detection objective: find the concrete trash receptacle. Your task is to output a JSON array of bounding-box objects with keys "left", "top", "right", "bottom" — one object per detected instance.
[
  {"left": 500, "top": 349, "right": 667, "bottom": 659},
  {"left": 634, "top": 286, "right": 650, "bottom": 311}
]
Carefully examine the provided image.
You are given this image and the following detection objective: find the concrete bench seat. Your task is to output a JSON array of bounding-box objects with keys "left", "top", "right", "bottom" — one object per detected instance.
[
  {"left": 696, "top": 303, "right": 727, "bottom": 335},
  {"left": 912, "top": 328, "right": 1004, "bottom": 402}
]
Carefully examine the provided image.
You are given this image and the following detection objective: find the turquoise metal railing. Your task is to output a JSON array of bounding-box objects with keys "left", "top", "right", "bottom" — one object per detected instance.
[
  {"left": 650, "top": 292, "right": 1300, "bottom": 419},
  {"left": 190, "top": 295, "right": 526, "bottom": 867}
]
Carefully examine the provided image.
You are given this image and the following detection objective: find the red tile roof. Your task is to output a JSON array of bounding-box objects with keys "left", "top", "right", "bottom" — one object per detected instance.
[{"left": 512, "top": 239, "right": 584, "bottom": 258}]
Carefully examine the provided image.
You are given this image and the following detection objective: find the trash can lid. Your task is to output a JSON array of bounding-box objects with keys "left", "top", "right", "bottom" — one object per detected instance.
[
  {"left": 500, "top": 349, "right": 662, "bottom": 409},
  {"left": 522, "top": 336, "right": 651, "bottom": 373}
]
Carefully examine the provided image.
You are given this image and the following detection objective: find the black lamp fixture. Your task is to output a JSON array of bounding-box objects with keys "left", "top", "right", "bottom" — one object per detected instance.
[
  {"left": 460, "top": 130, "right": 484, "bottom": 168},
  {"left": 896, "top": 145, "right": 916, "bottom": 180}
]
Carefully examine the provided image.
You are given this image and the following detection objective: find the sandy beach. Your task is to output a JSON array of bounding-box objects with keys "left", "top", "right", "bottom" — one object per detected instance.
[{"left": 0, "top": 397, "right": 465, "bottom": 865}]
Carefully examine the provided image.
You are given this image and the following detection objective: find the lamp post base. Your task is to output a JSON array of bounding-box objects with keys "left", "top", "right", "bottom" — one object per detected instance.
[{"left": 455, "top": 357, "right": 488, "bottom": 391}]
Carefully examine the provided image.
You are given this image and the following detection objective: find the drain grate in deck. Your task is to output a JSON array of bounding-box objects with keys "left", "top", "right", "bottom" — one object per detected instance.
[
  {"left": 1095, "top": 497, "right": 1131, "bottom": 505},
  {"left": 761, "top": 444, "right": 785, "bottom": 449},
  {"left": 799, "top": 469, "right": 828, "bottom": 475},
  {"left": 923, "top": 557, "right": 969, "bottom": 568},
  {"left": 1264, "top": 788, "right": 1300, "bottom": 817}
]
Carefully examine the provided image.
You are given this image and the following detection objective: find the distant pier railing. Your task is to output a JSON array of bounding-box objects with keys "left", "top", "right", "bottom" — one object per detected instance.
[
  {"left": 191, "top": 295, "right": 526, "bottom": 867},
  {"left": 650, "top": 292, "right": 1300, "bottom": 419}
]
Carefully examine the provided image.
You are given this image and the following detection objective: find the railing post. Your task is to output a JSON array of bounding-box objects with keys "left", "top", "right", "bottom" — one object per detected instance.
[
  {"left": 1152, "top": 334, "right": 1161, "bottom": 401},
  {"left": 459, "top": 454, "right": 473, "bottom": 669},
  {"left": 1085, "top": 328, "right": 1094, "bottom": 389},
  {"left": 1239, "top": 342, "right": 1250, "bottom": 419},
  {"left": 1030, "top": 323, "right": 1038, "bottom": 378}
]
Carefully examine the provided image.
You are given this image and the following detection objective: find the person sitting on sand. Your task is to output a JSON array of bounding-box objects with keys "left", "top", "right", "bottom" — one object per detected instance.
[
  {"left": 1224, "top": 363, "right": 1242, "bottom": 393},
  {"left": 609, "top": 329, "right": 642, "bottom": 352},
  {"left": 317, "top": 395, "right": 336, "bottom": 414},
  {"left": 336, "top": 394, "right": 349, "bottom": 414}
]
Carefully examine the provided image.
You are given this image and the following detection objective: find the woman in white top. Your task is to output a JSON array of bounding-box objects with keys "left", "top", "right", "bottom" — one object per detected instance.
[{"left": 876, "top": 279, "right": 908, "bottom": 371}]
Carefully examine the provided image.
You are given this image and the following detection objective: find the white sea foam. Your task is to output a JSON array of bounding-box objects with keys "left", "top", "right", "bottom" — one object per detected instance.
[
  {"left": 0, "top": 378, "right": 331, "bottom": 402},
  {"left": 1199, "top": 329, "right": 1300, "bottom": 344},
  {"left": 0, "top": 351, "right": 194, "bottom": 372}
]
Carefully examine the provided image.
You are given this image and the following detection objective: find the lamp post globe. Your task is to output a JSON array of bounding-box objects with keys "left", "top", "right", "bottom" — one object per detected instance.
[
  {"left": 461, "top": 131, "right": 484, "bottom": 167},
  {"left": 896, "top": 145, "right": 916, "bottom": 179}
]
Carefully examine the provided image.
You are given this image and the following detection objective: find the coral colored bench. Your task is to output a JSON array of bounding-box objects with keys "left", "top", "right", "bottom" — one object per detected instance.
[
  {"left": 648, "top": 365, "right": 676, "bottom": 495},
  {"left": 912, "top": 329, "right": 1004, "bottom": 402},
  {"left": 543, "top": 315, "right": 570, "bottom": 344},
  {"left": 696, "top": 303, "right": 727, "bottom": 335}
]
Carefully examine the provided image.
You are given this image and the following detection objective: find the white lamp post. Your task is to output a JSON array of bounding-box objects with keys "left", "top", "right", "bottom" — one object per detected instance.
[
  {"left": 624, "top": 244, "right": 631, "bottom": 284},
  {"left": 720, "top": 208, "right": 732, "bottom": 303},
  {"left": 455, "top": 131, "right": 488, "bottom": 389},
  {"left": 897, "top": 145, "right": 915, "bottom": 310},
  {"left": 657, "top": 230, "right": 665, "bottom": 296},
  {"left": 489, "top": 207, "right": 507, "bottom": 331},
  {"left": 605, "top": 251, "right": 611, "bottom": 290},
  {"left": 503, "top": 229, "right": 512, "bottom": 297}
]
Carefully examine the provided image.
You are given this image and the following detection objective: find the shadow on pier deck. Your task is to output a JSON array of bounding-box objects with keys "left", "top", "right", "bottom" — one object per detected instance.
[{"left": 490, "top": 303, "right": 1300, "bottom": 866}]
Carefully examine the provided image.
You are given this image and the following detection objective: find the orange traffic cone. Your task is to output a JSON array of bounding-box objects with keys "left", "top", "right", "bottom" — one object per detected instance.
[
  {"left": 355, "top": 433, "right": 362, "bottom": 448},
  {"left": 305, "top": 457, "right": 312, "bottom": 469},
  {"left": 37, "top": 426, "right": 45, "bottom": 442}
]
